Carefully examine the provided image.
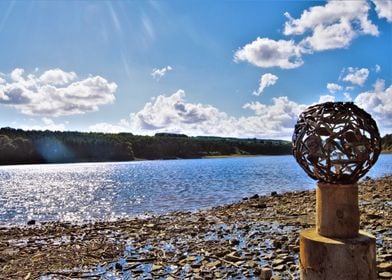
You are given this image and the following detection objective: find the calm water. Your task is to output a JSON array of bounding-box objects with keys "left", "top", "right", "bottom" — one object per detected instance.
[{"left": 0, "top": 155, "right": 391, "bottom": 225}]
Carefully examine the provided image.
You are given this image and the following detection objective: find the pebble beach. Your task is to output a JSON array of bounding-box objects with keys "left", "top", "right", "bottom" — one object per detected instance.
[{"left": 0, "top": 176, "right": 391, "bottom": 279}]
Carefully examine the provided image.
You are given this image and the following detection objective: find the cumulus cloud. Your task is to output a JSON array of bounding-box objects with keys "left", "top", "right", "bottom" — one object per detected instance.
[
  {"left": 372, "top": 0, "right": 392, "bottom": 22},
  {"left": 89, "top": 122, "right": 128, "bottom": 133},
  {"left": 241, "top": 97, "right": 306, "bottom": 135},
  {"left": 375, "top": 64, "right": 381, "bottom": 73},
  {"left": 90, "top": 90, "right": 307, "bottom": 139},
  {"left": 284, "top": 0, "right": 378, "bottom": 51},
  {"left": 253, "top": 73, "right": 279, "bottom": 96},
  {"left": 129, "top": 90, "right": 229, "bottom": 131},
  {"left": 0, "top": 68, "right": 117, "bottom": 117},
  {"left": 11, "top": 68, "right": 24, "bottom": 82},
  {"left": 341, "top": 67, "right": 369, "bottom": 86},
  {"left": 318, "top": 94, "right": 335, "bottom": 103},
  {"left": 345, "top": 86, "right": 355, "bottom": 91},
  {"left": 326, "top": 83, "right": 342, "bottom": 93},
  {"left": 151, "top": 66, "right": 173, "bottom": 80},
  {"left": 39, "top": 68, "right": 77, "bottom": 85},
  {"left": 343, "top": 92, "right": 352, "bottom": 101},
  {"left": 235, "top": 1, "right": 381, "bottom": 69},
  {"left": 89, "top": 86, "right": 392, "bottom": 138},
  {"left": 355, "top": 79, "right": 392, "bottom": 132},
  {"left": 16, "top": 118, "right": 67, "bottom": 131},
  {"left": 234, "top": 38, "right": 303, "bottom": 69}
]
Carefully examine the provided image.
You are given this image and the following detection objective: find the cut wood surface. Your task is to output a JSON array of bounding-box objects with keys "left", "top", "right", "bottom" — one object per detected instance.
[{"left": 300, "top": 228, "right": 376, "bottom": 280}]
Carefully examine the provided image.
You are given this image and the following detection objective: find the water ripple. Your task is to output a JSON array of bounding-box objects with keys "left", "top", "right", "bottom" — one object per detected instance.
[{"left": 0, "top": 155, "right": 391, "bottom": 225}]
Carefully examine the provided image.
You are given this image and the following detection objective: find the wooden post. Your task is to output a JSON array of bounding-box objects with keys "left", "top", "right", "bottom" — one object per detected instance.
[
  {"left": 299, "top": 182, "right": 377, "bottom": 279},
  {"left": 316, "top": 182, "right": 359, "bottom": 238}
]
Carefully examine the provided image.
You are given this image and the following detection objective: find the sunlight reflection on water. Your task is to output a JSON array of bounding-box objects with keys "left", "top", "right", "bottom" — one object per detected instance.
[{"left": 0, "top": 155, "right": 391, "bottom": 225}]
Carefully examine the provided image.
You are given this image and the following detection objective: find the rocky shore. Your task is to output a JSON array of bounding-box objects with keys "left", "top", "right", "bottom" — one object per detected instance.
[{"left": 0, "top": 176, "right": 391, "bottom": 279}]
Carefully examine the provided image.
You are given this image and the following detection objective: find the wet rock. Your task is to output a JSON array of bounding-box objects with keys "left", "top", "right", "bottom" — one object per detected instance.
[
  {"left": 378, "top": 262, "right": 392, "bottom": 272},
  {"left": 252, "top": 202, "right": 267, "bottom": 209},
  {"left": 379, "top": 271, "right": 392, "bottom": 278},
  {"left": 271, "top": 191, "right": 277, "bottom": 196},
  {"left": 115, "top": 262, "right": 123, "bottom": 270},
  {"left": 259, "top": 267, "right": 272, "bottom": 279},
  {"left": 272, "top": 259, "right": 285, "bottom": 266},
  {"left": 27, "top": 220, "right": 36, "bottom": 226},
  {"left": 250, "top": 194, "right": 259, "bottom": 200},
  {"left": 229, "top": 239, "right": 240, "bottom": 246},
  {"left": 224, "top": 251, "right": 242, "bottom": 262},
  {"left": 273, "top": 264, "right": 285, "bottom": 271},
  {"left": 151, "top": 264, "right": 162, "bottom": 271}
]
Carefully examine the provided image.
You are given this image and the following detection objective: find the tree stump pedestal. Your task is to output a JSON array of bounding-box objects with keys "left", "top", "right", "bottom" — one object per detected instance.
[
  {"left": 299, "top": 183, "right": 377, "bottom": 280},
  {"left": 300, "top": 229, "right": 376, "bottom": 280}
]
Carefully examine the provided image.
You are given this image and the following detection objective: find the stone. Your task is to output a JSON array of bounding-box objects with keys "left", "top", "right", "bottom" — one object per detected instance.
[
  {"left": 274, "top": 264, "right": 285, "bottom": 271},
  {"left": 151, "top": 264, "right": 162, "bottom": 271},
  {"left": 272, "top": 259, "right": 284, "bottom": 266},
  {"left": 245, "top": 260, "right": 256, "bottom": 268},
  {"left": 115, "top": 262, "right": 123, "bottom": 270},
  {"left": 378, "top": 262, "right": 392, "bottom": 272},
  {"left": 259, "top": 267, "right": 272, "bottom": 279},
  {"left": 27, "top": 220, "right": 36, "bottom": 226},
  {"left": 379, "top": 272, "right": 392, "bottom": 278},
  {"left": 224, "top": 251, "right": 242, "bottom": 262}
]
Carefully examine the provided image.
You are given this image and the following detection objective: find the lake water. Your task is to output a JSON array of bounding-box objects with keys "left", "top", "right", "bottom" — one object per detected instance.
[{"left": 0, "top": 154, "right": 391, "bottom": 226}]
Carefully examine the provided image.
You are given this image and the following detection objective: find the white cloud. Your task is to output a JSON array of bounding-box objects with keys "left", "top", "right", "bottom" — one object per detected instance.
[
  {"left": 372, "top": 0, "right": 392, "bottom": 22},
  {"left": 15, "top": 118, "right": 67, "bottom": 131},
  {"left": 355, "top": 79, "right": 392, "bottom": 132},
  {"left": 373, "top": 78, "right": 386, "bottom": 92},
  {"left": 234, "top": 37, "right": 303, "bottom": 69},
  {"left": 284, "top": 0, "right": 378, "bottom": 51},
  {"left": 375, "top": 64, "right": 381, "bottom": 73},
  {"left": 343, "top": 92, "right": 352, "bottom": 101},
  {"left": 0, "top": 68, "right": 117, "bottom": 117},
  {"left": 89, "top": 122, "right": 128, "bottom": 133},
  {"left": 89, "top": 86, "right": 392, "bottom": 138},
  {"left": 151, "top": 66, "right": 173, "bottom": 80},
  {"left": 253, "top": 73, "right": 279, "bottom": 96},
  {"left": 326, "top": 83, "right": 342, "bottom": 93},
  {"left": 97, "top": 90, "right": 306, "bottom": 138},
  {"left": 345, "top": 86, "right": 355, "bottom": 91},
  {"left": 40, "top": 68, "right": 77, "bottom": 85},
  {"left": 10, "top": 68, "right": 24, "bottom": 81},
  {"left": 342, "top": 67, "right": 369, "bottom": 86},
  {"left": 0, "top": 77, "right": 5, "bottom": 84},
  {"left": 129, "top": 90, "right": 228, "bottom": 131},
  {"left": 318, "top": 94, "right": 335, "bottom": 103}
]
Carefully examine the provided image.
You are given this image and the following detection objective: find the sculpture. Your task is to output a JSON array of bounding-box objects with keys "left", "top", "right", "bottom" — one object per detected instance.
[
  {"left": 292, "top": 102, "right": 381, "bottom": 184},
  {"left": 293, "top": 102, "right": 380, "bottom": 280}
]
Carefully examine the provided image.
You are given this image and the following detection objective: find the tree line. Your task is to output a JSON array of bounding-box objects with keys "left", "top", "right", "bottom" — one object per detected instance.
[
  {"left": 0, "top": 128, "right": 294, "bottom": 165},
  {"left": 382, "top": 134, "right": 392, "bottom": 152}
]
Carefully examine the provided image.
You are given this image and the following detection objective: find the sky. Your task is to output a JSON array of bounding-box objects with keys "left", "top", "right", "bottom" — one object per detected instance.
[{"left": 0, "top": 0, "right": 391, "bottom": 139}]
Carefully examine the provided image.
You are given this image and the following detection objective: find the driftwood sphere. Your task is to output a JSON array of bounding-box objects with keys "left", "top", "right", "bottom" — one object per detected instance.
[{"left": 292, "top": 102, "right": 381, "bottom": 184}]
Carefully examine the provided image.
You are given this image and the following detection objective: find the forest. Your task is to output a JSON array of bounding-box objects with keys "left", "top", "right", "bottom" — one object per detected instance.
[
  {"left": 0, "top": 128, "right": 390, "bottom": 165},
  {"left": 382, "top": 133, "right": 392, "bottom": 152},
  {"left": 0, "top": 128, "right": 292, "bottom": 165}
]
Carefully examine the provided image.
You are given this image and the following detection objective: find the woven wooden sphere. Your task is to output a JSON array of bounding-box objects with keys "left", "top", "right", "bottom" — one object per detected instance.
[{"left": 292, "top": 102, "right": 381, "bottom": 184}]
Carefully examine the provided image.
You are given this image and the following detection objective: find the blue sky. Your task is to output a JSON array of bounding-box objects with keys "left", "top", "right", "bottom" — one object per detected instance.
[{"left": 0, "top": 0, "right": 391, "bottom": 139}]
